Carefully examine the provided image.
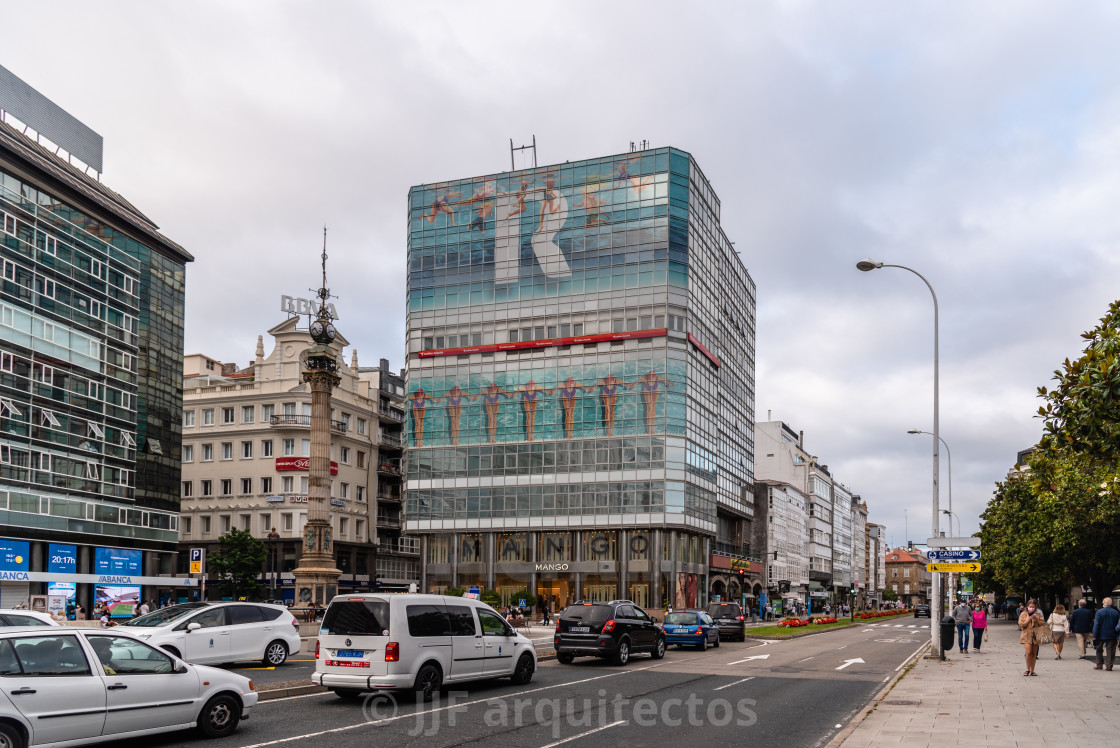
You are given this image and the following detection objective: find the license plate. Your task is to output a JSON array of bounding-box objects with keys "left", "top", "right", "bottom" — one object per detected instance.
[
  {"left": 569, "top": 626, "right": 590, "bottom": 633},
  {"left": 337, "top": 650, "right": 364, "bottom": 658},
  {"left": 719, "top": 619, "right": 731, "bottom": 623},
  {"left": 671, "top": 626, "right": 690, "bottom": 633}
]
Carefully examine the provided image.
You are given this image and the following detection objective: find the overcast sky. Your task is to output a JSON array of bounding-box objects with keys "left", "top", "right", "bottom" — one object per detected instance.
[{"left": 6, "top": 1, "right": 1119, "bottom": 549}]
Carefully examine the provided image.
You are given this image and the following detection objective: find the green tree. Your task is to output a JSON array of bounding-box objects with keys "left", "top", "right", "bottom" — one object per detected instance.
[
  {"left": 444, "top": 587, "right": 465, "bottom": 598},
  {"left": 207, "top": 529, "right": 267, "bottom": 600},
  {"left": 881, "top": 589, "right": 898, "bottom": 602}
]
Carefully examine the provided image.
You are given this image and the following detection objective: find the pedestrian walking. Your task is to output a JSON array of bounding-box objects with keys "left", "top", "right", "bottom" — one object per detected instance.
[
  {"left": 1092, "top": 597, "right": 1120, "bottom": 671},
  {"left": 1070, "top": 598, "right": 1094, "bottom": 659},
  {"left": 953, "top": 600, "right": 972, "bottom": 653},
  {"left": 971, "top": 601, "right": 987, "bottom": 652},
  {"left": 1018, "top": 598, "right": 1044, "bottom": 676},
  {"left": 139, "top": 600, "right": 150, "bottom": 616},
  {"left": 1047, "top": 604, "right": 1070, "bottom": 659}
]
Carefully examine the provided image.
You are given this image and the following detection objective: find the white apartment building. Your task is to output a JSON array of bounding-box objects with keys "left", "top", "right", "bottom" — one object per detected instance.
[
  {"left": 177, "top": 318, "right": 417, "bottom": 599},
  {"left": 832, "top": 482, "right": 854, "bottom": 595}
]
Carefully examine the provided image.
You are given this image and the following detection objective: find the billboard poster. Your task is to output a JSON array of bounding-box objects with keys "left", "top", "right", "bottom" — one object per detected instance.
[
  {"left": 47, "top": 582, "right": 76, "bottom": 604},
  {"left": 0, "top": 538, "right": 29, "bottom": 572},
  {"left": 48, "top": 543, "right": 78, "bottom": 574},
  {"left": 95, "top": 585, "right": 140, "bottom": 618},
  {"left": 94, "top": 547, "right": 142, "bottom": 575}
]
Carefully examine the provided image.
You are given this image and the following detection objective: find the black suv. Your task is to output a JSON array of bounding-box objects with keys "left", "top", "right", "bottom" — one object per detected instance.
[
  {"left": 554, "top": 600, "right": 666, "bottom": 665},
  {"left": 705, "top": 602, "right": 747, "bottom": 641}
]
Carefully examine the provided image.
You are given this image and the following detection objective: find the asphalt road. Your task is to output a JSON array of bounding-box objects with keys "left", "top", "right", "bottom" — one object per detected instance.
[{"left": 114, "top": 621, "right": 931, "bottom": 748}]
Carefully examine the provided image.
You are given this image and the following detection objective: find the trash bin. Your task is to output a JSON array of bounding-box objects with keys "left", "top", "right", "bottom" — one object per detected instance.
[{"left": 940, "top": 615, "right": 956, "bottom": 652}]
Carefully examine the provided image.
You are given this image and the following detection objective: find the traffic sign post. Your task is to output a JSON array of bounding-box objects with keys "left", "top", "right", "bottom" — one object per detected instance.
[
  {"left": 927, "top": 562, "right": 981, "bottom": 573},
  {"left": 189, "top": 548, "right": 205, "bottom": 601},
  {"left": 928, "top": 550, "right": 981, "bottom": 561}
]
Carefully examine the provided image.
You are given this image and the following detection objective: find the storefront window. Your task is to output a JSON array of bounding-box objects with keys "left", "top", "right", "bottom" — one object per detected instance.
[
  {"left": 427, "top": 535, "right": 452, "bottom": 564},
  {"left": 459, "top": 533, "right": 483, "bottom": 563},
  {"left": 496, "top": 532, "right": 529, "bottom": 562},
  {"left": 628, "top": 573, "right": 651, "bottom": 609},
  {"left": 584, "top": 574, "right": 617, "bottom": 602},
  {"left": 629, "top": 531, "right": 651, "bottom": 560},
  {"left": 582, "top": 531, "right": 617, "bottom": 561},
  {"left": 538, "top": 532, "right": 572, "bottom": 562}
]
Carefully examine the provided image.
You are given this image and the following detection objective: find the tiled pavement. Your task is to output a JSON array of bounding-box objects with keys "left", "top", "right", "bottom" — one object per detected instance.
[{"left": 838, "top": 618, "right": 1116, "bottom": 747}]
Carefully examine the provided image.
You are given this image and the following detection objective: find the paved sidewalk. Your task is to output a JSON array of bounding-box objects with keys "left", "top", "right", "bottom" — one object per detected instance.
[{"left": 839, "top": 619, "right": 1114, "bottom": 747}]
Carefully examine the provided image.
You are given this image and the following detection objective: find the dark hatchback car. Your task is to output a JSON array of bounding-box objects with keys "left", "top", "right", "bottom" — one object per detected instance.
[
  {"left": 705, "top": 603, "right": 747, "bottom": 641},
  {"left": 914, "top": 604, "right": 932, "bottom": 618},
  {"left": 554, "top": 600, "right": 666, "bottom": 665}
]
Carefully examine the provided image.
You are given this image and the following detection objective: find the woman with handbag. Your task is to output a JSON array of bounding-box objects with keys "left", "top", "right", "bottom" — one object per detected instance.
[
  {"left": 1047, "top": 604, "right": 1070, "bottom": 659},
  {"left": 971, "top": 601, "right": 988, "bottom": 652},
  {"left": 1018, "top": 598, "right": 1045, "bottom": 676}
]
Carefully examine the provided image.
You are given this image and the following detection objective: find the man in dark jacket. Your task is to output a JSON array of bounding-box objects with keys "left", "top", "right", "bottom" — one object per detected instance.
[
  {"left": 1091, "top": 597, "right": 1120, "bottom": 670},
  {"left": 1069, "top": 598, "right": 1095, "bottom": 659}
]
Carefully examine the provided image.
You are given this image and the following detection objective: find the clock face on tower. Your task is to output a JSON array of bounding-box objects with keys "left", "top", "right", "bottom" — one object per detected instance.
[{"left": 310, "top": 319, "right": 337, "bottom": 345}]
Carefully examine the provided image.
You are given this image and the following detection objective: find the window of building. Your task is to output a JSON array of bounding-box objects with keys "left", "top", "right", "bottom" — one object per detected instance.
[
  {"left": 182, "top": 517, "right": 192, "bottom": 535},
  {"left": 262, "top": 404, "right": 275, "bottom": 422},
  {"left": 221, "top": 407, "right": 234, "bottom": 424},
  {"left": 356, "top": 486, "right": 366, "bottom": 502},
  {"left": 339, "top": 517, "right": 349, "bottom": 537},
  {"left": 182, "top": 481, "right": 193, "bottom": 497},
  {"left": 282, "top": 476, "right": 294, "bottom": 493},
  {"left": 357, "top": 418, "right": 367, "bottom": 435},
  {"left": 220, "top": 479, "right": 233, "bottom": 496},
  {"left": 220, "top": 515, "right": 231, "bottom": 533},
  {"left": 282, "top": 402, "right": 296, "bottom": 417},
  {"left": 201, "top": 515, "right": 211, "bottom": 535},
  {"left": 904, "top": 568, "right": 910, "bottom": 577},
  {"left": 357, "top": 451, "right": 366, "bottom": 469},
  {"left": 282, "top": 439, "right": 295, "bottom": 456},
  {"left": 340, "top": 446, "right": 350, "bottom": 464},
  {"left": 282, "top": 513, "right": 293, "bottom": 531},
  {"left": 221, "top": 443, "right": 233, "bottom": 460},
  {"left": 182, "top": 445, "right": 193, "bottom": 463},
  {"left": 356, "top": 519, "right": 365, "bottom": 540},
  {"left": 241, "top": 478, "right": 253, "bottom": 495},
  {"left": 241, "top": 441, "right": 253, "bottom": 459},
  {"left": 261, "top": 514, "right": 272, "bottom": 532},
  {"left": 241, "top": 406, "right": 254, "bottom": 423},
  {"left": 183, "top": 411, "right": 195, "bottom": 427},
  {"left": 300, "top": 476, "right": 309, "bottom": 493},
  {"left": 202, "top": 443, "right": 213, "bottom": 462},
  {"left": 340, "top": 483, "right": 349, "bottom": 500},
  {"left": 240, "top": 514, "right": 251, "bottom": 531},
  {"left": 301, "top": 439, "right": 310, "bottom": 457},
  {"left": 262, "top": 440, "right": 273, "bottom": 457},
  {"left": 202, "top": 409, "right": 214, "bottom": 426},
  {"left": 340, "top": 413, "right": 351, "bottom": 431},
  {"left": 261, "top": 476, "right": 272, "bottom": 493},
  {"left": 201, "top": 480, "right": 212, "bottom": 496}
]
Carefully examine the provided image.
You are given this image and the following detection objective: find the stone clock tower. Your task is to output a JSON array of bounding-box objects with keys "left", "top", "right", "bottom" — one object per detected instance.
[{"left": 290, "top": 234, "right": 343, "bottom": 614}]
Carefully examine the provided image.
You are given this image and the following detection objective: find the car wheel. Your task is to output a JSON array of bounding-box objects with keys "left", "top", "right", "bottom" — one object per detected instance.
[
  {"left": 197, "top": 694, "right": 240, "bottom": 738},
  {"left": 413, "top": 663, "right": 443, "bottom": 703},
  {"left": 697, "top": 635, "right": 707, "bottom": 651},
  {"left": 557, "top": 652, "right": 575, "bottom": 664},
  {"left": 161, "top": 645, "right": 181, "bottom": 659},
  {"left": 263, "top": 640, "right": 288, "bottom": 666},
  {"left": 650, "top": 636, "right": 666, "bottom": 660},
  {"left": 0, "top": 722, "right": 26, "bottom": 748},
  {"left": 332, "top": 688, "right": 362, "bottom": 700},
  {"left": 510, "top": 652, "right": 535, "bottom": 685},
  {"left": 713, "top": 632, "right": 720, "bottom": 648},
  {"left": 613, "top": 639, "right": 631, "bottom": 665}
]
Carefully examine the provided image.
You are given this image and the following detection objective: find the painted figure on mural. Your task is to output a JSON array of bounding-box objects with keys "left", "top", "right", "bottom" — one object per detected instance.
[
  {"left": 469, "top": 199, "right": 495, "bottom": 231},
  {"left": 507, "top": 177, "right": 535, "bottom": 220},
  {"left": 589, "top": 373, "right": 631, "bottom": 436},
  {"left": 552, "top": 377, "right": 590, "bottom": 439},
  {"left": 418, "top": 190, "right": 459, "bottom": 226},
  {"left": 636, "top": 370, "right": 674, "bottom": 434},
  {"left": 612, "top": 159, "right": 655, "bottom": 199},
  {"left": 574, "top": 185, "right": 610, "bottom": 228},
  {"left": 537, "top": 173, "right": 562, "bottom": 226},
  {"left": 510, "top": 380, "right": 548, "bottom": 441},
  {"left": 441, "top": 385, "right": 477, "bottom": 445},
  {"left": 464, "top": 180, "right": 498, "bottom": 231},
  {"left": 479, "top": 382, "right": 513, "bottom": 443},
  {"left": 408, "top": 387, "right": 439, "bottom": 447}
]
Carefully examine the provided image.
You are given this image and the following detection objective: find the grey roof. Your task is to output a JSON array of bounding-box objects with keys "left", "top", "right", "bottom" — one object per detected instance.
[{"left": 0, "top": 118, "right": 192, "bottom": 263}]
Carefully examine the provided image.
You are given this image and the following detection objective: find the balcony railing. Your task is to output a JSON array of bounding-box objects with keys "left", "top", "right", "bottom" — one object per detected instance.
[
  {"left": 377, "top": 491, "right": 402, "bottom": 503},
  {"left": 376, "top": 514, "right": 402, "bottom": 529},
  {"left": 269, "top": 415, "right": 347, "bottom": 434},
  {"left": 711, "top": 541, "right": 760, "bottom": 564},
  {"left": 377, "top": 461, "right": 402, "bottom": 477},
  {"left": 379, "top": 405, "right": 405, "bottom": 423},
  {"left": 379, "top": 537, "right": 420, "bottom": 556},
  {"left": 378, "top": 432, "right": 404, "bottom": 448}
]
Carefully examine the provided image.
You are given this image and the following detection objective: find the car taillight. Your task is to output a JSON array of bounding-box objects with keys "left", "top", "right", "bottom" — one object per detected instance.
[
  {"left": 292, "top": 618, "right": 301, "bottom": 630},
  {"left": 601, "top": 620, "right": 616, "bottom": 633},
  {"left": 737, "top": 615, "right": 745, "bottom": 621},
  {"left": 555, "top": 622, "right": 561, "bottom": 633},
  {"left": 315, "top": 640, "right": 320, "bottom": 659},
  {"left": 385, "top": 642, "right": 399, "bottom": 662}
]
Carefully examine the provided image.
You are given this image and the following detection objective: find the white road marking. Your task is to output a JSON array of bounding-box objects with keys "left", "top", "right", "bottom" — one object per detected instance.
[
  {"left": 896, "top": 642, "right": 929, "bottom": 671},
  {"left": 728, "top": 654, "right": 770, "bottom": 665},
  {"left": 540, "top": 720, "right": 626, "bottom": 748},
  {"left": 836, "top": 658, "right": 865, "bottom": 670},
  {"left": 713, "top": 676, "right": 755, "bottom": 692},
  {"left": 258, "top": 691, "right": 333, "bottom": 704},
  {"left": 837, "top": 645, "right": 847, "bottom": 650},
  {"left": 797, "top": 656, "right": 814, "bottom": 662}
]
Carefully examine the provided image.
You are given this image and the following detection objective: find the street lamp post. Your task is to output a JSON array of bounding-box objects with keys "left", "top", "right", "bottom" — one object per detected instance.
[
  {"left": 909, "top": 428, "right": 953, "bottom": 609},
  {"left": 858, "top": 259, "right": 943, "bottom": 660},
  {"left": 267, "top": 528, "right": 280, "bottom": 599}
]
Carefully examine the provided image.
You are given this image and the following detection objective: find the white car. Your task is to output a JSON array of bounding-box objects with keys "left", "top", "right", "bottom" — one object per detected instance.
[
  {"left": 0, "top": 626, "right": 257, "bottom": 746},
  {"left": 0, "top": 611, "right": 60, "bottom": 628},
  {"left": 313, "top": 593, "right": 538, "bottom": 702},
  {"left": 115, "top": 602, "right": 301, "bottom": 666}
]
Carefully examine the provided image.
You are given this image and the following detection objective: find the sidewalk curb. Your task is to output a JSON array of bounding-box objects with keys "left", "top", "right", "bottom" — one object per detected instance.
[{"left": 822, "top": 641, "right": 931, "bottom": 748}]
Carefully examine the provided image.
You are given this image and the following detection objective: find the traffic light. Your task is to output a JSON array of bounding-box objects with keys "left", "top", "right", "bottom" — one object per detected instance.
[
  {"left": 737, "top": 569, "right": 746, "bottom": 580},
  {"left": 907, "top": 540, "right": 914, "bottom": 552},
  {"left": 850, "top": 588, "right": 855, "bottom": 595}
]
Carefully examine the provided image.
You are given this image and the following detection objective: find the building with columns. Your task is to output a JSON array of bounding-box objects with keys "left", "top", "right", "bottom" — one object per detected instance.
[
  {"left": 177, "top": 319, "right": 417, "bottom": 600},
  {"left": 404, "top": 147, "right": 757, "bottom": 614}
]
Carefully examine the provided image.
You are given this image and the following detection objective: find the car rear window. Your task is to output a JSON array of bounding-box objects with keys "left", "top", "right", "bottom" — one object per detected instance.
[
  {"left": 706, "top": 604, "right": 741, "bottom": 617},
  {"left": 322, "top": 600, "right": 390, "bottom": 636},
  {"left": 259, "top": 607, "right": 285, "bottom": 621},
  {"left": 560, "top": 604, "right": 611, "bottom": 624},
  {"left": 665, "top": 612, "right": 699, "bottom": 625},
  {"left": 228, "top": 605, "right": 264, "bottom": 625}
]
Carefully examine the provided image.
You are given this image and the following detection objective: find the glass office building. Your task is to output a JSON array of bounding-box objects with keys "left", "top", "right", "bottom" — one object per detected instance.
[
  {"left": 405, "top": 147, "right": 755, "bottom": 613},
  {"left": 0, "top": 102, "right": 191, "bottom": 611}
]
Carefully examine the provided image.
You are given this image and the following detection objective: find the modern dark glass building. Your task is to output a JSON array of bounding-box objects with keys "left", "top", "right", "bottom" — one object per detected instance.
[
  {"left": 0, "top": 84, "right": 192, "bottom": 612},
  {"left": 404, "top": 147, "right": 756, "bottom": 614}
]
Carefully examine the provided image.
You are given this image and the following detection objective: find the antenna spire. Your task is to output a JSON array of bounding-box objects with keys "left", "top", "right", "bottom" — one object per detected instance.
[{"left": 319, "top": 226, "right": 329, "bottom": 303}]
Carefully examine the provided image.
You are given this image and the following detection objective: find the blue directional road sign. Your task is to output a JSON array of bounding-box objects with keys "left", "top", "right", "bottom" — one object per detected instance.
[{"left": 928, "top": 550, "right": 980, "bottom": 561}]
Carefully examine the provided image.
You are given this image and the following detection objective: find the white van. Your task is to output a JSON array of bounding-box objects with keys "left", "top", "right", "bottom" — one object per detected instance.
[{"left": 312, "top": 594, "right": 537, "bottom": 701}]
